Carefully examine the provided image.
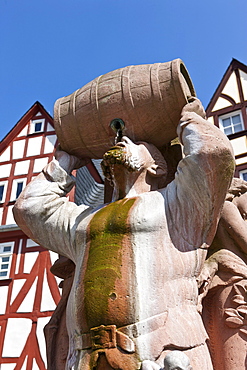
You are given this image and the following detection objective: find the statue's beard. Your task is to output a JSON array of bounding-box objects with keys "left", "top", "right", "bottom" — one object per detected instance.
[{"left": 101, "top": 147, "right": 142, "bottom": 184}]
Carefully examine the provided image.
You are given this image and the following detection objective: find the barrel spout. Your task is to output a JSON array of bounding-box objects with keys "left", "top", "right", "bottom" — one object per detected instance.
[{"left": 110, "top": 118, "right": 125, "bottom": 144}]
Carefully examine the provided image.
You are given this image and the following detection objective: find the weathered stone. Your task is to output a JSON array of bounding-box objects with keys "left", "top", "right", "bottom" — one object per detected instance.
[
  {"left": 13, "top": 73, "right": 234, "bottom": 369},
  {"left": 198, "top": 178, "right": 247, "bottom": 370}
]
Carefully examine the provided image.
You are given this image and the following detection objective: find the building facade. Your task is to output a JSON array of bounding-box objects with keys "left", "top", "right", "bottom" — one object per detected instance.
[
  {"left": 0, "top": 101, "right": 105, "bottom": 370},
  {"left": 0, "top": 102, "right": 62, "bottom": 369},
  {"left": 206, "top": 58, "right": 247, "bottom": 178}
]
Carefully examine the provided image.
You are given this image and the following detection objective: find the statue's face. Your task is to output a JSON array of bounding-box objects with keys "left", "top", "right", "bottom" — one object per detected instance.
[{"left": 101, "top": 136, "right": 154, "bottom": 181}]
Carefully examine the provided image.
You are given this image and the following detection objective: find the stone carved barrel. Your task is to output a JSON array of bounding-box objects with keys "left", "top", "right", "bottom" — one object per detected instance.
[{"left": 54, "top": 59, "right": 196, "bottom": 158}]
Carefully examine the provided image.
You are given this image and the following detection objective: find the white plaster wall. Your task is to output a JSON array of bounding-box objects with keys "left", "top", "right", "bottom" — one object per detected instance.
[
  {"left": 222, "top": 72, "right": 240, "bottom": 103},
  {"left": 17, "top": 126, "right": 28, "bottom": 137},
  {"left": 20, "top": 357, "right": 28, "bottom": 370},
  {"left": 12, "top": 140, "right": 25, "bottom": 159},
  {"left": 49, "top": 250, "right": 59, "bottom": 264},
  {"left": 0, "top": 163, "right": 11, "bottom": 178},
  {"left": 6, "top": 205, "right": 15, "bottom": 225},
  {"left": 212, "top": 97, "right": 232, "bottom": 112},
  {"left": 11, "top": 279, "right": 26, "bottom": 304},
  {"left": 40, "top": 271, "right": 56, "bottom": 311},
  {"left": 47, "top": 122, "right": 54, "bottom": 132},
  {"left": 49, "top": 251, "right": 62, "bottom": 287},
  {"left": 2, "top": 318, "right": 32, "bottom": 357},
  {"left": 23, "top": 251, "right": 39, "bottom": 273},
  {"left": 26, "top": 137, "right": 43, "bottom": 157},
  {"left": 0, "top": 147, "right": 10, "bottom": 162},
  {"left": 230, "top": 136, "right": 247, "bottom": 156},
  {"left": 33, "top": 157, "right": 49, "bottom": 173},
  {"left": 240, "top": 70, "right": 247, "bottom": 101},
  {"left": 37, "top": 316, "right": 51, "bottom": 367},
  {"left": 15, "top": 239, "right": 23, "bottom": 274},
  {"left": 0, "top": 285, "right": 8, "bottom": 314},
  {"left": 32, "top": 359, "right": 40, "bottom": 370},
  {"left": 17, "top": 277, "right": 37, "bottom": 313},
  {"left": 1, "top": 364, "right": 16, "bottom": 370},
  {"left": 26, "top": 238, "right": 39, "bottom": 248},
  {"left": 207, "top": 116, "right": 214, "bottom": 125},
  {"left": 44, "top": 135, "right": 56, "bottom": 154},
  {"left": 236, "top": 156, "right": 247, "bottom": 165},
  {"left": 14, "top": 160, "right": 30, "bottom": 176}
]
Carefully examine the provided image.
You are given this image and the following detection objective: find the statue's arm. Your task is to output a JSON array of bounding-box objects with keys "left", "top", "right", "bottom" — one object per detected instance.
[
  {"left": 220, "top": 200, "right": 247, "bottom": 255},
  {"left": 167, "top": 98, "right": 235, "bottom": 247},
  {"left": 13, "top": 151, "right": 92, "bottom": 261}
]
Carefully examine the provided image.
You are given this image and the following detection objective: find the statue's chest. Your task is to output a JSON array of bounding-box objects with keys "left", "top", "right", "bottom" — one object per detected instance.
[{"left": 82, "top": 198, "right": 137, "bottom": 326}]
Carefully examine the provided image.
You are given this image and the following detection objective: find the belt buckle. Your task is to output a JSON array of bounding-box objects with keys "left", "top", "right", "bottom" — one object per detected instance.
[{"left": 90, "top": 324, "right": 117, "bottom": 349}]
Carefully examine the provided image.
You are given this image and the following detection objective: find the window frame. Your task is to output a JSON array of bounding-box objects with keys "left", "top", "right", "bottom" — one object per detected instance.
[
  {"left": 239, "top": 169, "right": 247, "bottom": 182},
  {"left": 10, "top": 178, "right": 27, "bottom": 201},
  {"left": 0, "top": 181, "right": 8, "bottom": 203},
  {"left": 0, "top": 242, "right": 14, "bottom": 280},
  {"left": 219, "top": 110, "right": 244, "bottom": 136},
  {"left": 30, "top": 118, "right": 45, "bottom": 134}
]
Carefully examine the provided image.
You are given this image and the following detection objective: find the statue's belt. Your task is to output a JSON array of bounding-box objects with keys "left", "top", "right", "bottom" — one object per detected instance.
[{"left": 74, "top": 311, "right": 168, "bottom": 353}]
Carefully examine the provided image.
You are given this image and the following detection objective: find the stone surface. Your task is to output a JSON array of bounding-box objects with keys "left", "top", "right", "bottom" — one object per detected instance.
[
  {"left": 54, "top": 59, "right": 196, "bottom": 158},
  {"left": 198, "top": 178, "right": 247, "bottom": 370},
  {"left": 13, "top": 96, "right": 234, "bottom": 370}
]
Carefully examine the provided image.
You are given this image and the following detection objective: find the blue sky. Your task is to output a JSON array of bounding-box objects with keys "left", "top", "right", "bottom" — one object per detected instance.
[{"left": 1, "top": 0, "right": 247, "bottom": 141}]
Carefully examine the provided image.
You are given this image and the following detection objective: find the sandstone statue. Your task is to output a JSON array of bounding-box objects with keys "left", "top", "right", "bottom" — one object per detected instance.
[
  {"left": 198, "top": 177, "right": 247, "bottom": 369},
  {"left": 13, "top": 96, "right": 234, "bottom": 369}
]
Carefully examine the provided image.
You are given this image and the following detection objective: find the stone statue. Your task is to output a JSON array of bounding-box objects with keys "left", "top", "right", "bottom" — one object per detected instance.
[
  {"left": 198, "top": 178, "right": 247, "bottom": 369},
  {"left": 13, "top": 98, "right": 234, "bottom": 369},
  {"left": 142, "top": 350, "right": 192, "bottom": 370}
]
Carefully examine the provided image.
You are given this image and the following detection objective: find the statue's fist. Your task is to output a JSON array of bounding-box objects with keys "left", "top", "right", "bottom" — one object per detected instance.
[
  {"left": 141, "top": 360, "right": 162, "bottom": 370},
  {"left": 55, "top": 146, "right": 90, "bottom": 173},
  {"left": 181, "top": 97, "right": 206, "bottom": 119}
]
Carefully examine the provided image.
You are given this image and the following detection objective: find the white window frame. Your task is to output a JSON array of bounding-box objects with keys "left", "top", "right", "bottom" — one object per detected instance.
[
  {"left": 30, "top": 118, "right": 45, "bottom": 134},
  {"left": 10, "top": 178, "right": 27, "bottom": 201},
  {"left": 0, "top": 242, "right": 14, "bottom": 279},
  {"left": 219, "top": 110, "right": 244, "bottom": 135},
  {"left": 0, "top": 181, "right": 8, "bottom": 203},
  {"left": 239, "top": 169, "right": 247, "bottom": 182}
]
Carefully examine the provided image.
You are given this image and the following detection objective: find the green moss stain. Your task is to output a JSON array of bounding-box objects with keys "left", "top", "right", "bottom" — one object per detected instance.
[{"left": 84, "top": 198, "right": 136, "bottom": 326}]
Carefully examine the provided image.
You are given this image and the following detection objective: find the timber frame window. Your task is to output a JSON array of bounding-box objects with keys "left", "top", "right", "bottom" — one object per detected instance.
[
  {"left": 0, "top": 242, "right": 14, "bottom": 279},
  {"left": 10, "top": 178, "right": 27, "bottom": 201},
  {"left": 239, "top": 169, "right": 247, "bottom": 182},
  {"left": 0, "top": 181, "right": 7, "bottom": 203},
  {"left": 30, "top": 118, "right": 45, "bottom": 134},
  {"left": 219, "top": 110, "right": 244, "bottom": 135}
]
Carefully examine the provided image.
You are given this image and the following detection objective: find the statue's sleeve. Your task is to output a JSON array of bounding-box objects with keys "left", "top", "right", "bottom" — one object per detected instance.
[
  {"left": 166, "top": 114, "right": 235, "bottom": 248},
  {"left": 13, "top": 159, "right": 92, "bottom": 261}
]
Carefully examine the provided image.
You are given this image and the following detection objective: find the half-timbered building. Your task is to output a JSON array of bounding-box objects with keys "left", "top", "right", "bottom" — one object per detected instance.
[
  {"left": 0, "top": 102, "right": 104, "bottom": 369},
  {"left": 206, "top": 58, "right": 247, "bottom": 177}
]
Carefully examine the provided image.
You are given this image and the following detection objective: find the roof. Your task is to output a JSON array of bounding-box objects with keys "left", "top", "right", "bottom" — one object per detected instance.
[
  {"left": 0, "top": 101, "right": 53, "bottom": 155},
  {"left": 206, "top": 58, "right": 247, "bottom": 114}
]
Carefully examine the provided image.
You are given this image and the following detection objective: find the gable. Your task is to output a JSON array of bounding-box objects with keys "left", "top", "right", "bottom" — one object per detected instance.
[
  {"left": 0, "top": 102, "right": 57, "bottom": 227},
  {"left": 206, "top": 59, "right": 247, "bottom": 116}
]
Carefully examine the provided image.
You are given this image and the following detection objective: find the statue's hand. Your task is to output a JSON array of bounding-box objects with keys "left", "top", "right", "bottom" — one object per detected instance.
[
  {"left": 55, "top": 146, "right": 90, "bottom": 173},
  {"left": 141, "top": 360, "right": 162, "bottom": 370},
  {"left": 181, "top": 97, "right": 206, "bottom": 119}
]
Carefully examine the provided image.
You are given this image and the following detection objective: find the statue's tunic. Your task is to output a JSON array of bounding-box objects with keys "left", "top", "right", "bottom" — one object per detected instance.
[{"left": 13, "top": 117, "right": 234, "bottom": 369}]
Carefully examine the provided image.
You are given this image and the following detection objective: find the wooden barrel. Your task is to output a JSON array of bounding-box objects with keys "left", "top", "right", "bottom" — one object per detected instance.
[{"left": 54, "top": 59, "right": 196, "bottom": 158}]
